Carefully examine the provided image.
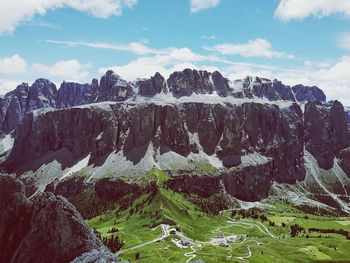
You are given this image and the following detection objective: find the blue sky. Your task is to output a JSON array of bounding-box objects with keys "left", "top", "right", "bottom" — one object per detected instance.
[{"left": 1, "top": 0, "right": 350, "bottom": 104}]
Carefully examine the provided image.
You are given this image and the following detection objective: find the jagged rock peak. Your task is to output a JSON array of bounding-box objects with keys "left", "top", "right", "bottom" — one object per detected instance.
[
  {"left": 0, "top": 68, "right": 334, "bottom": 136},
  {"left": 167, "top": 69, "right": 231, "bottom": 97},
  {"left": 0, "top": 175, "right": 117, "bottom": 263},
  {"left": 292, "top": 84, "right": 326, "bottom": 102},
  {"left": 137, "top": 72, "right": 166, "bottom": 97},
  {"left": 97, "top": 70, "right": 133, "bottom": 102},
  {"left": 4, "top": 82, "right": 30, "bottom": 98}
]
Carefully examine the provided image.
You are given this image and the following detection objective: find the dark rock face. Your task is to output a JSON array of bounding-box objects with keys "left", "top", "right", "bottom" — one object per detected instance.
[
  {"left": 304, "top": 101, "right": 350, "bottom": 170},
  {"left": 56, "top": 81, "right": 93, "bottom": 108},
  {"left": 211, "top": 71, "right": 231, "bottom": 96},
  {"left": 166, "top": 159, "right": 276, "bottom": 201},
  {"left": 45, "top": 176, "right": 92, "bottom": 199},
  {"left": 166, "top": 175, "right": 220, "bottom": 198},
  {"left": 339, "top": 148, "right": 350, "bottom": 177},
  {"left": 3, "top": 96, "right": 24, "bottom": 132},
  {"left": 137, "top": 72, "right": 166, "bottom": 97},
  {"left": 96, "top": 70, "right": 133, "bottom": 102},
  {"left": 168, "top": 69, "right": 218, "bottom": 97},
  {"left": 0, "top": 175, "right": 116, "bottom": 263},
  {"left": 240, "top": 77, "right": 295, "bottom": 101},
  {"left": 26, "top": 78, "right": 57, "bottom": 112},
  {"left": 4, "top": 101, "right": 305, "bottom": 193},
  {"left": 292, "top": 85, "right": 326, "bottom": 102},
  {"left": 1, "top": 80, "right": 57, "bottom": 133},
  {"left": 222, "top": 160, "right": 276, "bottom": 201},
  {"left": 237, "top": 77, "right": 327, "bottom": 103},
  {"left": 5, "top": 105, "right": 118, "bottom": 172},
  {"left": 2, "top": 83, "right": 30, "bottom": 132},
  {"left": 94, "top": 178, "right": 141, "bottom": 201}
]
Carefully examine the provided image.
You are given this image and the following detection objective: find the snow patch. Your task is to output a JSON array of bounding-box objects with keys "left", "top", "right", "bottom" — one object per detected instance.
[
  {"left": 241, "top": 152, "right": 270, "bottom": 167},
  {"left": 130, "top": 91, "right": 293, "bottom": 108},
  {"left": 0, "top": 133, "right": 14, "bottom": 154},
  {"left": 96, "top": 132, "right": 103, "bottom": 140},
  {"left": 32, "top": 107, "right": 55, "bottom": 118}
]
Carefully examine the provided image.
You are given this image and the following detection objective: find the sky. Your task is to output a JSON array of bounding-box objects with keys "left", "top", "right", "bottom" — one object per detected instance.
[{"left": 1, "top": 0, "right": 350, "bottom": 105}]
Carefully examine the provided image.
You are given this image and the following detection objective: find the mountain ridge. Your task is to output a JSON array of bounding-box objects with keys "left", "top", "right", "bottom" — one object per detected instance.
[{"left": 0, "top": 69, "right": 327, "bottom": 135}]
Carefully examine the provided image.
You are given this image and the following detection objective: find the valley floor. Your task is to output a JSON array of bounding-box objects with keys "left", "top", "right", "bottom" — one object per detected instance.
[{"left": 84, "top": 169, "right": 350, "bottom": 262}]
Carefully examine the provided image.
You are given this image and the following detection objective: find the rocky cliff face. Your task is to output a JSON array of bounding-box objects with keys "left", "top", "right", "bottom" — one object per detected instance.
[
  {"left": 304, "top": 101, "right": 349, "bottom": 170},
  {"left": 137, "top": 72, "right": 166, "bottom": 97},
  {"left": 0, "top": 69, "right": 327, "bottom": 136},
  {"left": 1, "top": 79, "right": 57, "bottom": 133},
  {"left": 0, "top": 175, "right": 116, "bottom": 263},
  {"left": 166, "top": 158, "right": 276, "bottom": 201},
  {"left": 339, "top": 148, "right": 350, "bottom": 178},
  {"left": 1, "top": 69, "right": 348, "bottom": 202},
  {"left": 56, "top": 81, "right": 93, "bottom": 108},
  {"left": 4, "top": 100, "right": 305, "bottom": 199}
]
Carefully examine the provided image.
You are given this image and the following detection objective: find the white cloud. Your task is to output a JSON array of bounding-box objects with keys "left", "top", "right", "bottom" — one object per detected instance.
[
  {"left": 98, "top": 47, "right": 229, "bottom": 80},
  {"left": 204, "top": 38, "right": 295, "bottom": 59},
  {"left": 0, "top": 54, "right": 28, "bottom": 74},
  {"left": 0, "top": 78, "right": 26, "bottom": 94},
  {"left": 275, "top": 0, "right": 350, "bottom": 21},
  {"left": 190, "top": 0, "right": 220, "bottom": 13},
  {"left": 46, "top": 39, "right": 164, "bottom": 55},
  {"left": 32, "top": 59, "right": 91, "bottom": 81},
  {"left": 0, "top": 0, "right": 137, "bottom": 34}
]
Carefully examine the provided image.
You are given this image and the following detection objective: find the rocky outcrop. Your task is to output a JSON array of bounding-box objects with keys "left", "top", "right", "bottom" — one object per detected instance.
[
  {"left": 94, "top": 178, "right": 141, "bottom": 201},
  {"left": 167, "top": 69, "right": 232, "bottom": 97},
  {"left": 56, "top": 81, "right": 93, "bottom": 108},
  {"left": 96, "top": 70, "right": 133, "bottom": 102},
  {"left": 304, "top": 101, "right": 350, "bottom": 170},
  {"left": 26, "top": 78, "right": 57, "bottom": 112},
  {"left": 1, "top": 80, "right": 57, "bottom": 133},
  {"left": 239, "top": 77, "right": 295, "bottom": 101},
  {"left": 0, "top": 175, "right": 116, "bottom": 263},
  {"left": 137, "top": 72, "right": 166, "bottom": 97},
  {"left": 292, "top": 84, "right": 326, "bottom": 102},
  {"left": 339, "top": 148, "right": 350, "bottom": 177},
  {"left": 45, "top": 176, "right": 92, "bottom": 198},
  {"left": 2, "top": 83, "right": 29, "bottom": 132},
  {"left": 165, "top": 159, "right": 276, "bottom": 201},
  {"left": 235, "top": 77, "right": 327, "bottom": 103}
]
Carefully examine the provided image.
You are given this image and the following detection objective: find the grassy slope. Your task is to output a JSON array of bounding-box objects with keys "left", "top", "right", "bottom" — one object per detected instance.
[{"left": 86, "top": 169, "right": 350, "bottom": 263}]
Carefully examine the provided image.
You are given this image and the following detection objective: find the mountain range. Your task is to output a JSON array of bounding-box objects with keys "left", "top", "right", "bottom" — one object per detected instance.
[{"left": 0, "top": 68, "right": 350, "bottom": 262}]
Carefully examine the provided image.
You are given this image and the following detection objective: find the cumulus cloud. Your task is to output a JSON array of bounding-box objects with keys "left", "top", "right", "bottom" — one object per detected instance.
[
  {"left": 0, "top": 0, "right": 137, "bottom": 34},
  {"left": 190, "top": 0, "right": 220, "bottom": 13},
  {"left": 98, "top": 47, "right": 229, "bottom": 80},
  {"left": 0, "top": 54, "right": 28, "bottom": 74},
  {"left": 275, "top": 0, "right": 350, "bottom": 21},
  {"left": 204, "top": 38, "right": 295, "bottom": 59},
  {"left": 0, "top": 78, "right": 26, "bottom": 94},
  {"left": 32, "top": 59, "right": 91, "bottom": 81}
]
